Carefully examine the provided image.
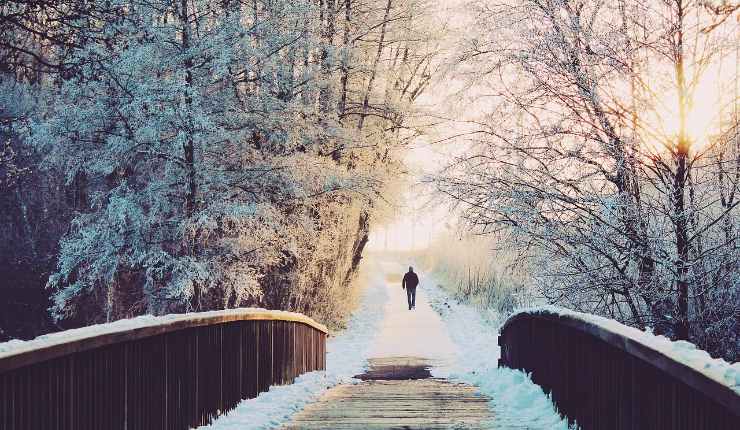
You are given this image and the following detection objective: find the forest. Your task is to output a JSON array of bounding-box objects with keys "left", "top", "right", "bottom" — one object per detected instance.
[
  {"left": 1, "top": 0, "right": 739, "bottom": 365},
  {"left": 433, "top": 0, "right": 740, "bottom": 361},
  {"left": 0, "top": 0, "right": 437, "bottom": 338}
]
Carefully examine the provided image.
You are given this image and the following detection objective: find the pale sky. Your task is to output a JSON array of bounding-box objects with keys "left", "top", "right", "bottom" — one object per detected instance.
[{"left": 368, "top": 0, "right": 482, "bottom": 251}]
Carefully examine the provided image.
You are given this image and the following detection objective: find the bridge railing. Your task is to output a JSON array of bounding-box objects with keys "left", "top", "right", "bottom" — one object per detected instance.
[
  {"left": 498, "top": 310, "right": 740, "bottom": 430},
  {"left": 0, "top": 309, "right": 327, "bottom": 430}
]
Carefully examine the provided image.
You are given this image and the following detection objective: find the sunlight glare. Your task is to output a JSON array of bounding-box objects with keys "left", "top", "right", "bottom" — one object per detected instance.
[{"left": 644, "top": 63, "right": 725, "bottom": 154}]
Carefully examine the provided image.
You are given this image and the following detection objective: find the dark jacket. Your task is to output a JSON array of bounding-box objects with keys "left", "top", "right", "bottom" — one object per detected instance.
[{"left": 402, "top": 272, "right": 419, "bottom": 289}]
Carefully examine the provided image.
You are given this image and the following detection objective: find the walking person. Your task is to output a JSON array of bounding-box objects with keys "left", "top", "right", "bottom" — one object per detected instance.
[{"left": 402, "top": 267, "right": 419, "bottom": 310}]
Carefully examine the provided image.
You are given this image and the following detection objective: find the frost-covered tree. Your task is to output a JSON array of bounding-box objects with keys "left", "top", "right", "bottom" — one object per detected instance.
[
  {"left": 2, "top": 0, "right": 438, "bottom": 331},
  {"left": 25, "top": 0, "right": 317, "bottom": 317},
  {"left": 436, "top": 0, "right": 740, "bottom": 360}
]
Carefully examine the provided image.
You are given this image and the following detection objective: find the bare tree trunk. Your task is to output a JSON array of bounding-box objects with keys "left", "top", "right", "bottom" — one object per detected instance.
[
  {"left": 357, "top": 0, "right": 392, "bottom": 131},
  {"left": 179, "top": 0, "right": 197, "bottom": 219},
  {"left": 338, "top": 0, "right": 352, "bottom": 120},
  {"left": 319, "top": 0, "right": 336, "bottom": 114},
  {"left": 179, "top": 0, "right": 200, "bottom": 311},
  {"left": 674, "top": 150, "right": 690, "bottom": 340},
  {"left": 673, "top": 0, "right": 690, "bottom": 340}
]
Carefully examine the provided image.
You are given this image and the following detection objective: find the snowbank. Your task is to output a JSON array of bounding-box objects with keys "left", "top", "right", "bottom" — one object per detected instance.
[
  {"left": 199, "top": 265, "right": 389, "bottom": 430},
  {"left": 510, "top": 306, "right": 740, "bottom": 395},
  {"left": 424, "top": 278, "right": 575, "bottom": 429}
]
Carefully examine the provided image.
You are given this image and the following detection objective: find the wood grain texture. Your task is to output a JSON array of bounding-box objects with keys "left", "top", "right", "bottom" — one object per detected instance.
[
  {"left": 284, "top": 357, "right": 494, "bottom": 430},
  {"left": 500, "top": 311, "right": 740, "bottom": 415},
  {"left": 499, "top": 312, "right": 740, "bottom": 429},
  {"left": 0, "top": 309, "right": 327, "bottom": 373},
  {"left": 0, "top": 318, "right": 327, "bottom": 430}
]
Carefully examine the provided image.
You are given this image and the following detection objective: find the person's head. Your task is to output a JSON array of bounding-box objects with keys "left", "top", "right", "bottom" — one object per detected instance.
[{"left": 408, "top": 266, "right": 414, "bottom": 273}]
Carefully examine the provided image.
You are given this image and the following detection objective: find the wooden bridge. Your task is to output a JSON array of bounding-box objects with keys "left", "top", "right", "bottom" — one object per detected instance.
[
  {"left": 1, "top": 308, "right": 739, "bottom": 429},
  {"left": 286, "top": 357, "right": 493, "bottom": 429},
  {"left": 0, "top": 310, "right": 326, "bottom": 430}
]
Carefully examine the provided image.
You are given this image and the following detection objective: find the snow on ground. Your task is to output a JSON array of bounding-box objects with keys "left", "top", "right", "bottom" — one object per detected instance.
[
  {"left": 362, "top": 262, "right": 571, "bottom": 428},
  {"left": 511, "top": 306, "right": 740, "bottom": 395},
  {"left": 0, "top": 255, "right": 574, "bottom": 430},
  {"left": 367, "top": 261, "right": 458, "bottom": 366},
  {"left": 199, "top": 258, "right": 389, "bottom": 430},
  {"left": 421, "top": 273, "right": 574, "bottom": 430},
  {"left": 203, "top": 258, "right": 573, "bottom": 430}
]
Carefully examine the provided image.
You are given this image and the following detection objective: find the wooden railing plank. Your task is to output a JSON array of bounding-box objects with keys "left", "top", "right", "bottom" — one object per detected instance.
[
  {"left": 499, "top": 311, "right": 740, "bottom": 430},
  {"left": 0, "top": 309, "right": 327, "bottom": 373},
  {"left": 0, "top": 309, "right": 327, "bottom": 430}
]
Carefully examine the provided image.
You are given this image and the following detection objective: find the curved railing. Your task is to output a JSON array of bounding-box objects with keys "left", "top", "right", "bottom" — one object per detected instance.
[
  {"left": 0, "top": 309, "right": 327, "bottom": 430},
  {"left": 498, "top": 310, "right": 740, "bottom": 430}
]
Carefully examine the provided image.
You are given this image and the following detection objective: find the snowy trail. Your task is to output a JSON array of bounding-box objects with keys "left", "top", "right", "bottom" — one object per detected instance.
[
  {"left": 367, "top": 260, "right": 458, "bottom": 369},
  {"left": 364, "top": 260, "right": 571, "bottom": 429},
  {"left": 202, "top": 256, "right": 572, "bottom": 429}
]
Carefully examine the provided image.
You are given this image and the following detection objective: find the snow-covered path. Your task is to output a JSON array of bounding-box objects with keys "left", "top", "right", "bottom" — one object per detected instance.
[
  {"left": 198, "top": 257, "right": 390, "bottom": 430},
  {"left": 202, "top": 255, "right": 572, "bottom": 430},
  {"left": 366, "top": 260, "right": 458, "bottom": 368},
  {"left": 422, "top": 274, "right": 573, "bottom": 429}
]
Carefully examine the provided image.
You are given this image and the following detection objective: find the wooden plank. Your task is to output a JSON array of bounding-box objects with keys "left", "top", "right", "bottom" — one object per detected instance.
[
  {"left": 500, "top": 312, "right": 740, "bottom": 416},
  {"left": 0, "top": 309, "right": 327, "bottom": 373},
  {"left": 285, "top": 357, "right": 494, "bottom": 429},
  {"left": 500, "top": 312, "right": 740, "bottom": 429},
  {"left": 355, "top": 356, "right": 433, "bottom": 380},
  {"left": 1, "top": 316, "right": 326, "bottom": 430}
]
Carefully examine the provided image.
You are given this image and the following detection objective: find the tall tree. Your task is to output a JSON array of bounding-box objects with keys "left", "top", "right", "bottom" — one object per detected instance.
[{"left": 435, "top": 0, "right": 740, "bottom": 359}]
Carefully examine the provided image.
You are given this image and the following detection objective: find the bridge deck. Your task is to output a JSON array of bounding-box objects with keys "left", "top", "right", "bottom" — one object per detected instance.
[{"left": 284, "top": 357, "right": 493, "bottom": 430}]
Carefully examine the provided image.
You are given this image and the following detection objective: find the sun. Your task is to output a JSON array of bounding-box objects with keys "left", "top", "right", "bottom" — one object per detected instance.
[
  {"left": 640, "top": 63, "right": 726, "bottom": 155},
  {"left": 661, "top": 79, "right": 721, "bottom": 149}
]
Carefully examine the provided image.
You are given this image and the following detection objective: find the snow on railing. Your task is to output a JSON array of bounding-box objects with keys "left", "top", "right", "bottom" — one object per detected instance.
[
  {"left": 0, "top": 308, "right": 327, "bottom": 371},
  {"left": 0, "top": 308, "right": 327, "bottom": 430},
  {"left": 499, "top": 307, "right": 740, "bottom": 430},
  {"left": 508, "top": 306, "right": 740, "bottom": 394}
]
